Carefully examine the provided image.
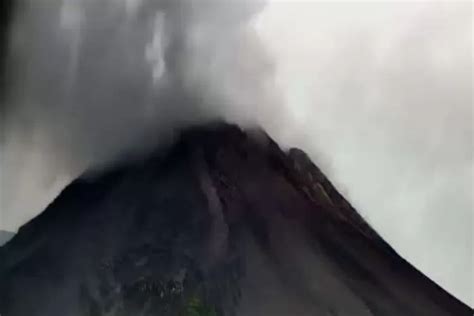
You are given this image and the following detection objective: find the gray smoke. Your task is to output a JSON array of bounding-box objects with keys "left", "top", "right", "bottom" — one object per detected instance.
[
  {"left": 2, "top": 0, "right": 273, "bottom": 164},
  {"left": 1, "top": 0, "right": 282, "bottom": 229}
]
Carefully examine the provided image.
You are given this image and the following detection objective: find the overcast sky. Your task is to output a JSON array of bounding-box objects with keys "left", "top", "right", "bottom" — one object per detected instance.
[
  {"left": 0, "top": 0, "right": 472, "bottom": 306},
  {"left": 256, "top": 1, "right": 473, "bottom": 305}
]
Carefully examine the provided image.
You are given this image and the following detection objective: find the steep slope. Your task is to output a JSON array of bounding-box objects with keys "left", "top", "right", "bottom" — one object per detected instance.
[
  {"left": 0, "top": 231, "right": 14, "bottom": 247},
  {"left": 0, "top": 123, "right": 470, "bottom": 316}
]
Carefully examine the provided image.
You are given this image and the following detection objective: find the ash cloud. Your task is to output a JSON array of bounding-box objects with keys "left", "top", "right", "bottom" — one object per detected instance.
[
  {"left": 2, "top": 0, "right": 273, "bottom": 166},
  {"left": 0, "top": 0, "right": 281, "bottom": 230}
]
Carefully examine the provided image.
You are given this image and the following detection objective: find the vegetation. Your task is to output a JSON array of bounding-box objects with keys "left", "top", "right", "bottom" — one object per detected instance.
[{"left": 181, "top": 296, "right": 217, "bottom": 316}]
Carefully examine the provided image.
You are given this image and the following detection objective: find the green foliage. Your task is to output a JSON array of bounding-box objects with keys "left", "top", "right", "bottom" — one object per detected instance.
[{"left": 181, "top": 296, "right": 217, "bottom": 316}]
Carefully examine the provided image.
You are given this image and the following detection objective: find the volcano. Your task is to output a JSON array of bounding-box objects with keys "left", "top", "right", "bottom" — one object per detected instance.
[{"left": 0, "top": 123, "right": 470, "bottom": 316}]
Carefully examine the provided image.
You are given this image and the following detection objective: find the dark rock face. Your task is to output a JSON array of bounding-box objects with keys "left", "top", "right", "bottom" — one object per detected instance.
[{"left": 0, "top": 123, "right": 470, "bottom": 316}]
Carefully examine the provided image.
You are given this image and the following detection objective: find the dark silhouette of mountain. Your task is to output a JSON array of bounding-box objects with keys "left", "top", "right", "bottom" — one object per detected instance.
[
  {"left": 0, "top": 123, "right": 471, "bottom": 316},
  {"left": 0, "top": 231, "right": 14, "bottom": 247}
]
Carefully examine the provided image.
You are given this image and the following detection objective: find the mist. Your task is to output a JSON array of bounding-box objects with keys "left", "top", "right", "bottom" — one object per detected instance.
[{"left": 0, "top": 0, "right": 472, "bottom": 307}]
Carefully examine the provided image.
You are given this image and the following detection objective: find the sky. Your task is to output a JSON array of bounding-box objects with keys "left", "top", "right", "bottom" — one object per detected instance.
[
  {"left": 255, "top": 1, "right": 473, "bottom": 305},
  {"left": 0, "top": 0, "right": 472, "bottom": 306}
]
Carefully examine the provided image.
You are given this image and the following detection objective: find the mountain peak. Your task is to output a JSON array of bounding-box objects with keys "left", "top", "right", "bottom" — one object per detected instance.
[{"left": 0, "top": 123, "right": 470, "bottom": 316}]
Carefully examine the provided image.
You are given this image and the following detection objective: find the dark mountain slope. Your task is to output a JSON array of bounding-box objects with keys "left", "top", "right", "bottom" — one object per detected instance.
[
  {"left": 0, "top": 231, "right": 14, "bottom": 247},
  {"left": 0, "top": 123, "right": 470, "bottom": 316}
]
